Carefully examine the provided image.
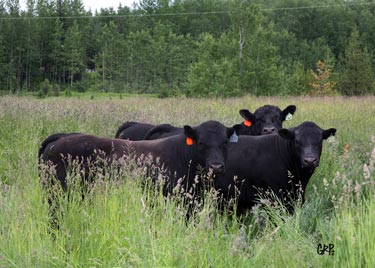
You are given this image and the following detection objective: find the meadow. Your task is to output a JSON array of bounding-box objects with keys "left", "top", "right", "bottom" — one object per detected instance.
[{"left": 0, "top": 95, "right": 374, "bottom": 268}]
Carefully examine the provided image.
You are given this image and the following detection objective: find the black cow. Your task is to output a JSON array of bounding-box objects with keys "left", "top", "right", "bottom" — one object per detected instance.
[
  {"left": 142, "top": 104, "right": 297, "bottom": 140},
  {"left": 115, "top": 104, "right": 296, "bottom": 141},
  {"left": 235, "top": 104, "right": 296, "bottom": 136},
  {"left": 214, "top": 121, "right": 336, "bottom": 214},
  {"left": 115, "top": 121, "right": 156, "bottom": 140},
  {"left": 39, "top": 120, "right": 236, "bottom": 196},
  {"left": 143, "top": 124, "right": 182, "bottom": 140},
  {"left": 38, "top": 133, "right": 81, "bottom": 162}
]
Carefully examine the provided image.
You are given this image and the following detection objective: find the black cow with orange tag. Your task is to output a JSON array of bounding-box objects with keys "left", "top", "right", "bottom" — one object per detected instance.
[
  {"left": 115, "top": 105, "right": 296, "bottom": 141},
  {"left": 235, "top": 104, "right": 296, "bottom": 136},
  {"left": 39, "top": 120, "right": 236, "bottom": 196}
]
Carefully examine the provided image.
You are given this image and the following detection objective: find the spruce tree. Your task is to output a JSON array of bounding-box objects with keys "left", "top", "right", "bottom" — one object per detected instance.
[{"left": 338, "top": 29, "right": 374, "bottom": 96}]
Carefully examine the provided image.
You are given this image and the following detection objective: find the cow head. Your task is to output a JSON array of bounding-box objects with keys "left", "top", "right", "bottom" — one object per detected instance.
[
  {"left": 278, "top": 121, "right": 336, "bottom": 170},
  {"left": 240, "top": 104, "right": 296, "bottom": 135},
  {"left": 184, "top": 120, "right": 235, "bottom": 175}
]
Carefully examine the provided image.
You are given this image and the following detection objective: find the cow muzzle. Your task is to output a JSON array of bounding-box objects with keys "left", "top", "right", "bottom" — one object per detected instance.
[
  {"left": 208, "top": 162, "right": 225, "bottom": 174},
  {"left": 262, "top": 127, "right": 276, "bottom": 134},
  {"left": 302, "top": 156, "right": 319, "bottom": 168}
]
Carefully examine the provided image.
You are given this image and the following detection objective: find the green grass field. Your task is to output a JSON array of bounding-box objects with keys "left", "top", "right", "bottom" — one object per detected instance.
[{"left": 0, "top": 95, "right": 375, "bottom": 267}]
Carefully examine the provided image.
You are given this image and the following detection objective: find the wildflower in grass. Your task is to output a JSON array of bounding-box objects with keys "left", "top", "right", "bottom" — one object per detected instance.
[
  {"left": 363, "top": 164, "right": 371, "bottom": 180},
  {"left": 232, "top": 226, "right": 248, "bottom": 256},
  {"left": 342, "top": 144, "right": 349, "bottom": 158}
]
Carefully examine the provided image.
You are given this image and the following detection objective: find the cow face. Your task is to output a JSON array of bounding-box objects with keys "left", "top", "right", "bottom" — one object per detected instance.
[
  {"left": 278, "top": 122, "right": 336, "bottom": 170},
  {"left": 240, "top": 105, "right": 296, "bottom": 135},
  {"left": 184, "top": 121, "right": 235, "bottom": 175}
]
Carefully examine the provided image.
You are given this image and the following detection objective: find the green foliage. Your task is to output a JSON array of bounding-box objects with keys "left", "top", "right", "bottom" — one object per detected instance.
[
  {"left": 229, "top": 3, "right": 283, "bottom": 95},
  {"left": 282, "top": 62, "right": 310, "bottom": 95},
  {"left": 64, "top": 21, "right": 85, "bottom": 87},
  {"left": 186, "top": 33, "right": 240, "bottom": 97},
  {"left": 338, "top": 29, "right": 374, "bottom": 96},
  {"left": 37, "top": 79, "right": 52, "bottom": 98},
  {"left": 0, "top": 30, "right": 10, "bottom": 91},
  {"left": 64, "top": 88, "right": 73, "bottom": 97},
  {"left": 0, "top": 0, "right": 374, "bottom": 96},
  {"left": 157, "top": 83, "right": 183, "bottom": 98}
]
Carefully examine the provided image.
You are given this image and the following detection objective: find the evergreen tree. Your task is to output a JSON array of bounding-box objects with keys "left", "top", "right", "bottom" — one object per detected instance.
[
  {"left": 338, "top": 29, "right": 374, "bottom": 96},
  {"left": 48, "top": 19, "right": 65, "bottom": 84},
  {"left": 63, "top": 21, "right": 85, "bottom": 87},
  {"left": 95, "top": 21, "right": 126, "bottom": 92},
  {"left": 186, "top": 33, "right": 239, "bottom": 97},
  {"left": 148, "top": 22, "right": 194, "bottom": 94},
  {"left": 0, "top": 0, "right": 374, "bottom": 96},
  {"left": 125, "top": 29, "right": 154, "bottom": 92},
  {"left": 0, "top": 34, "right": 9, "bottom": 90},
  {"left": 229, "top": 1, "right": 282, "bottom": 95}
]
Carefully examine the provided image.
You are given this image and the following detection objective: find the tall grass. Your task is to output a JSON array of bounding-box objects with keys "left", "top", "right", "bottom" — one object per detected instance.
[{"left": 0, "top": 95, "right": 374, "bottom": 267}]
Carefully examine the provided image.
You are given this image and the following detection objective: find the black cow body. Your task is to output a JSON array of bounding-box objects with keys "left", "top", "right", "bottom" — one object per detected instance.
[
  {"left": 115, "top": 105, "right": 296, "bottom": 141},
  {"left": 143, "top": 124, "right": 183, "bottom": 140},
  {"left": 236, "top": 104, "right": 296, "bottom": 136},
  {"left": 215, "top": 121, "right": 336, "bottom": 214},
  {"left": 40, "top": 121, "right": 235, "bottom": 196},
  {"left": 115, "top": 121, "right": 156, "bottom": 140}
]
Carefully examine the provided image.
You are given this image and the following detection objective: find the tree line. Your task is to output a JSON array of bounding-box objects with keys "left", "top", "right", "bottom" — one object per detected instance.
[{"left": 0, "top": 0, "right": 374, "bottom": 97}]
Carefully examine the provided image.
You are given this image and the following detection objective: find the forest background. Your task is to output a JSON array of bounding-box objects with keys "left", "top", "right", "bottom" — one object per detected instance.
[{"left": 0, "top": 0, "right": 374, "bottom": 97}]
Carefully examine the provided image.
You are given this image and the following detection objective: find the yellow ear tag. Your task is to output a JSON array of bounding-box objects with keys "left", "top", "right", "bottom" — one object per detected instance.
[
  {"left": 244, "top": 120, "right": 252, "bottom": 127},
  {"left": 186, "top": 137, "right": 193, "bottom": 146}
]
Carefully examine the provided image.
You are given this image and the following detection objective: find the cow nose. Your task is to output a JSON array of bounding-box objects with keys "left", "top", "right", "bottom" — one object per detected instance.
[
  {"left": 208, "top": 163, "right": 225, "bottom": 174},
  {"left": 263, "top": 127, "right": 276, "bottom": 134},
  {"left": 303, "top": 157, "right": 318, "bottom": 166}
]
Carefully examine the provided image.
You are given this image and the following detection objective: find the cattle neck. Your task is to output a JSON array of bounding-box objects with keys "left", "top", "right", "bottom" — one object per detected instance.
[
  {"left": 182, "top": 140, "right": 200, "bottom": 180},
  {"left": 163, "top": 134, "right": 198, "bottom": 181},
  {"left": 277, "top": 136, "right": 315, "bottom": 193}
]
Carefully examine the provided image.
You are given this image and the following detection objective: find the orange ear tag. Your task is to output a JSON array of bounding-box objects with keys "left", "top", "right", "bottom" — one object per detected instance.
[
  {"left": 244, "top": 120, "right": 252, "bottom": 127},
  {"left": 186, "top": 137, "right": 193, "bottom": 146}
]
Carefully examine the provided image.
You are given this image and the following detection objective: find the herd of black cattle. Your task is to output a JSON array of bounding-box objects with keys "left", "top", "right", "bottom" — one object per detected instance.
[{"left": 38, "top": 104, "right": 336, "bottom": 216}]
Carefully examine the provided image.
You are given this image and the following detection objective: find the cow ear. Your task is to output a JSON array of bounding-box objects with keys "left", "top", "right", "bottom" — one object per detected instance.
[
  {"left": 184, "top": 125, "right": 198, "bottom": 141},
  {"left": 239, "top": 109, "right": 255, "bottom": 122},
  {"left": 322, "top": 128, "right": 337, "bottom": 140},
  {"left": 239, "top": 109, "right": 255, "bottom": 127},
  {"left": 282, "top": 105, "right": 297, "bottom": 121},
  {"left": 278, "top": 128, "right": 295, "bottom": 140}
]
